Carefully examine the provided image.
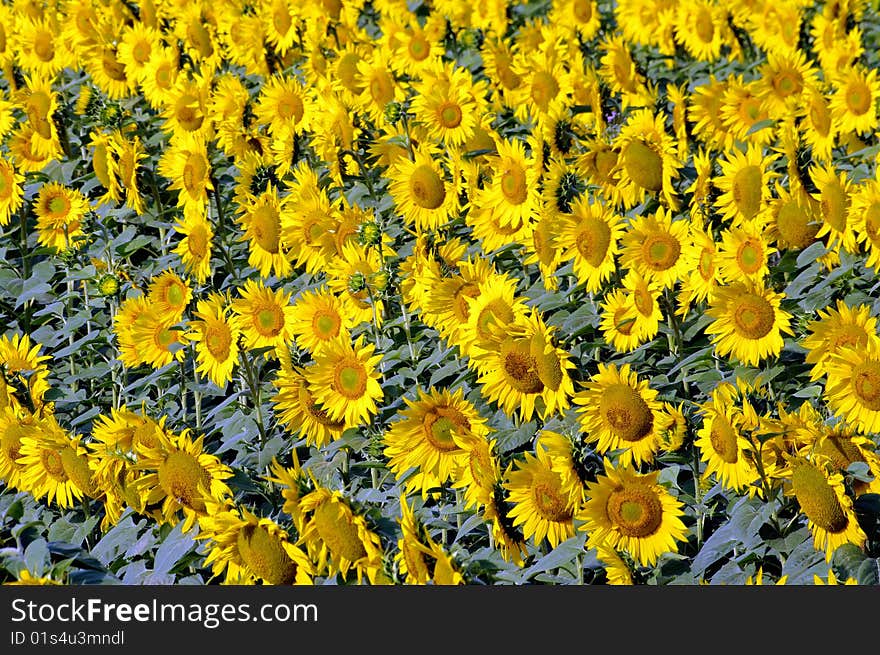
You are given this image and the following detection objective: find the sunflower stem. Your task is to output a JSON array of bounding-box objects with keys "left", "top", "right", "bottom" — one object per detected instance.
[
  {"left": 66, "top": 278, "right": 77, "bottom": 395},
  {"left": 178, "top": 358, "right": 187, "bottom": 417},
  {"left": 239, "top": 350, "right": 267, "bottom": 447},
  {"left": 192, "top": 354, "right": 203, "bottom": 431},
  {"left": 399, "top": 298, "right": 418, "bottom": 363},
  {"left": 692, "top": 440, "right": 704, "bottom": 550}
]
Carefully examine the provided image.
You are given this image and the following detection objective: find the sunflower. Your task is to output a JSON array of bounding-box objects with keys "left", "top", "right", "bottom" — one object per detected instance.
[
  {"left": 17, "top": 416, "right": 98, "bottom": 509},
  {"left": 613, "top": 109, "right": 682, "bottom": 211},
  {"left": 287, "top": 287, "right": 353, "bottom": 356},
  {"left": 14, "top": 16, "right": 69, "bottom": 78},
  {"left": 451, "top": 430, "right": 503, "bottom": 512},
  {"left": 280, "top": 166, "right": 340, "bottom": 276},
  {"left": 325, "top": 242, "right": 388, "bottom": 326},
  {"left": 396, "top": 495, "right": 464, "bottom": 585},
  {"left": 620, "top": 207, "right": 690, "bottom": 290},
  {"left": 595, "top": 544, "right": 635, "bottom": 585},
  {"left": 556, "top": 197, "right": 624, "bottom": 293},
  {"left": 237, "top": 183, "right": 292, "bottom": 279},
  {"left": 509, "top": 48, "right": 572, "bottom": 127},
  {"left": 147, "top": 270, "right": 192, "bottom": 323},
  {"left": 781, "top": 455, "right": 867, "bottom": 562},
  {"left": 853, "top": 177, "right": 880, "bottom": 272},
  {"left": 695, "top": 393, "right": 762, "bottom": 494},
  {"left": 757, "top": 50, "right": 819, "bottom": 118},
  {"left": 763, "top": 182, "right": 821, "bottom": 251},
  {"left": 305, "top": 335, "right": 384, "bottom": 427},
  {"left": 809, "top": 164, "right": 857, "bottom": 256},
  {"left": 621, "top": 271, "right": 664, "bottom": 345},
  {"left": 272, "top": 364, "right": 348, "bottom": 448},
  {"left": 676, "top": 220, "right": 721, "bottom": 317},
  {"left": 384, "top": 386, "right": 490, "bottom": 498},
  {"left": 410, "top": 60, "right": 485, "bottom": 148},
  {"left": 503, "top": 440, "right": 580, "bottom": 549},
  {"left": 674, "top": 0, "right": 726, "bottom": 61},
  {"left": 140, "top": 46, "right": 180, "bottom": 109},
  {"left": 689, "top": 76, "right": 735, "bottom": 152},
  {"left": 823, "top": 344, "right": 880, "bottom": 434},
  {"left": 172, "top": 210, "right": 214, "bottom": 284},
  {"left": 716, "top": 221, "right": 776, "bottom": 284},
  {"left": 0, "top": 332, "right": 51, "bottom": 414},
  {"left": 802, "top": 300, "right": 880, "bottom": 382},
  {"left": 230, "top": 279, "right": 296, "bottom": 351},
  {"left": 129, "top": 309, "right": 189, "bottom": 370},
  {"left": 812, "top": 428, "right": 880, "bottom": 497},
  {"left": 132, "top": 428, "right": 234, "bottom": 532},
  {"left": 521, "top": 207, "right": 563, "bottom": 291},
  {"left": 116, "top": 22, "right": 160, "bottom": 85},
  {"left": 33, "top": 182, "right": 90, "bottom": 252},
  {"left": 598, "top": 34, "right": 653, "bottom": 111},
  {"left": 0, "top": 408, "right": 36, "bottom": 489},
  {"left": 713, "top": 143, "right": 778, "bottom": 225},
  {"left": 598, "top": 289, "right": 644, "bottom": 353},
  {"left": 387, "top": 146, "right": 461, "bottom": 232},
  {"left": 798, "top": 86, "right": 838, "bottom": 162},
  {"left": 720, "top": 75, "right": 775, "bottom": 147},
  {"left": 254, "top": 74, "right": 314, "bottom": 140},
  {"left": 160, "top": 76, "right": 211, "bottom": 140},
  {"left": 355, "top": 50, "right": 404, "bottom": 129},
  {"left": 579, "top": 459, "right": 688, "bottom": 567},
  {"left": 456, "top": 273, "right": 529, "bottom": 358},
  {"left": 473, "top": 136, "right": 540, "bottom": 230},
  {"left": 705, "top": 281, "right": 794, "bottom": 367},
  {"left": 83, "top": 44, "right": 134, "bottom": 101},
  {"left": 829, "top": 65, "right": 880, "bottom": 137},
  {"left": 552, "top": 0, "right": 601, "bottom": 41},
  {"left": 298, "top": 487, "right": 385, "bottom": 584},
  {"left": 0, "top": 158, "right": 24, "bottom": 227},
  {"left": 8, "top": 124, "right": 61, "bottom": 173},
  {"left": 574, "top": 362, "right": 670, "bottom": 468},
  {"left": 156, "top": 132, "right": 213, "bottom": 216},
  {"left": 187, "top": 293, "right": 240, "bottom": 388},
  {"left": 197, "top": 501, "right": 314, "bottom": 585}
]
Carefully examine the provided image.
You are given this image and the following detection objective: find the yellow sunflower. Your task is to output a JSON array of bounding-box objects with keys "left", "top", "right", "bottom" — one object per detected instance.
[
  {"left": 33, "top": 182, "right": 90, "bottom": 252},
  {"left": 851, "top": 177, "right": 880, "bottom": 272},
  {"left": 673, "top": 0, "right": 726, "bottom": 62},
  {"left": 289, "top": 287, "right": 355, "bottom": 356},
  {"left": 676, "top": 220, "right": 721, "bottom": 318},
  {"left": 304, "top": 335, "right": 384, "bottom": 427},
  {"left": 763, "top": 182, "right": 821, "bottom": 252},
  {"left": 781, "top": 455, "right": 867, "bottom": 562},
  {"left": 156, "top": 132, "right": 213, "bottom": 216},
  {"left": 254, "top": 74, "right": 314, "bottom": 140},
  {"left": 237, "top": 183, "right": 292, "bottom": 279},
  {"left": 620, "top": 207, "right": 690, "bottom": 290},
  {"left": 716, "top": 220, "right": 776, "bottom": 284},
  {"left": 131, "top": 427, "right": 234, "bottom": 532},
  {"left": 802, "top": 300, "right": 880, "bottom": 382},
  {"left": 0, "top": 158, "right": 25, "bottom": 227},
  {"left": 798, "top": 86, "right": 838, "bottom": 162},
  {"left": 811, "top": 163, "right": 857, "bottom": 254},
  {"left": 574, "top": 362, "right": 670, "bottom": 467},
  {"left": 196, "top": 500, "right": 314, "bottom": 585},
  {"left": 556, "top": 197, "right": 624, "bottom": 293},
  {"left": 713, "top": 143, "right": 778, "bottom": 225},
  {"left": 230, "top": 279, "right": 296, "bottom": 351},
  {"left": 578, "top": 459, "right": 688, "bottom": 567},
  {"left": 829, "top": 64, "right": 880, "bottom": 137},
  {"left": 395, "top": 495, "right": 464, "bottom": 585},
  {"left": 0, "top": 332, "right": 51, "bottom": 414},
  {"left": 475, "top": 136, "right": 540, "bottom": 229},
  {"left": 298, "top": 487, "right": 385, "bottom": 584},
  {"left": 272, "top": 364, "right": 348, "bottom": 448},
  {"left": 147, "top": 270, "right": 192, "bottom": 323},
  {"left": 387, "top": 146, "right": 461, "bottom": 232},
  {"left": 598, "top": 289, "right": 644, "bottom": 353},
  {"left": 384, "top": 386, "right": 490, "bottom": 498},
  {"left": 621, "top": 271, "right": 664, "bottom": 345},
  {"left": 0, "top": 408, "right": 36, "bottom": 489},
  {"left": 172, "top": 210, "right": 214, "bottom": 284},
  {"left": 695, "top": 393, "right": 762, "bottom": 494},
  {"left": 187, "top": 292, "right": 240, "bottom": 388},
  {"left": 705, "top": 281, "right": 794, "bottom": 367},
  {"left": 823, "top": 344, "right": 880, "bottom": 434},
  {"left": 503, "top": 440, "right": 581, "bottom": 549},
  {"left": 129, "top": 309, "right": 189, "bottom": 370},
  {"left": 613, "top": 108, "right": 682, "bottom": 211},
  {"left": 17, "top": 416, "right": 98, "bottom": 509}
]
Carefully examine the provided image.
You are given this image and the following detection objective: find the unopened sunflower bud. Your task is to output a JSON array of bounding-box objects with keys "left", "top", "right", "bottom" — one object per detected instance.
[
  {"left": 99, "top": 103, "right": 121, "bottom": 126},
  {"left": 358, "top": 221, "right": 381, "bottom": 246},
  {"left": 97, "top": 273, "right": 120, "bottom": 297},
  {"left": 348, "top": 272, "right": 367, "bottom": 293},
  {"left": 383, "top": 101, "right": 402, "bottom": 124},
  {"left": 459, "top": 30, "right": 478, "bottom": 49}
]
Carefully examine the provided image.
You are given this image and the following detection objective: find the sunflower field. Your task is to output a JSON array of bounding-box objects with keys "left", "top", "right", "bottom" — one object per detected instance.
[{"left": 2, "top": 0, "right": 880, "bottom": 588}]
